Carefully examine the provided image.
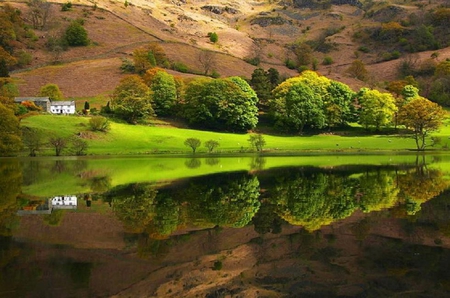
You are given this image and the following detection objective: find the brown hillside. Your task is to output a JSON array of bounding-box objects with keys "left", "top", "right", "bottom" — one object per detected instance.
[{"left": 6, "top": 0, "right": 450, "bottom": 98}]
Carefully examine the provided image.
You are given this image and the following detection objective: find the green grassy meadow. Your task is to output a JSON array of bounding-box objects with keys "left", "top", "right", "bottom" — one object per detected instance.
[{"left": 20, "top": 114, "right": 450, "bottom": 156}]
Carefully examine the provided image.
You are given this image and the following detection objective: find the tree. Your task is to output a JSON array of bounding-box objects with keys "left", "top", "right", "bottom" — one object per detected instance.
[
  {"left": 325, "top": 80, "right": 356, "bottom": 128},
  {"left": 148, "top": 70, "right": 177, "bottom": 116},
  {"left": 204, "top": 139, "right": 220, "bottom": 153},
  {"left": 21, "top": 127, "right": 44, "bottom": 156},
  {"left": 70, "top": 136, "right": 88, "bottom": 156},
  {"left": 0, "top": 103, "right": 21, "bottom": 156},
  {"left": 133, "top": 48, "right": 156, "bottom": 74},
  {"left": 38, "top": 83, "right": 63, "bottom": 100},
  {"left": 132, "top": 43, "right": 167, "bottom": 74},
  {"left": 64, "top": 20, "right": 89, "bottom": 46},
  {"left": 250, "top": 68, "right": 272, "bottom": 105},
  {"left": 357, "top": 88, "right": 397, "bottom": 131},
  {"left": 111, "top": 75, "right": 154, "bottom": 124},
  {"left": 184, "top": 138, "right": 201, "bottom": 153},
  {"left": 183, "top": 77, "right": 259, "bottom": 131},
  {"left": 398, "top": 97, "right": 446, "bottom": 150},
  {"left": 292, "top": 43, "right": 313, "bottom": 67},
  {"left": 270, "top": 77, "right": 325, "bottom": 132},
  {"left": 248, "top": 134, "right": 266, "bottom": 152},
  {"left": 0, "top": 59, "right": 9, "bottom": 77},
  {"left": 89, "top": 115, "right": 110, "bottom": 132},
  {"left": 49, "top": 136, "right": 67, "bottom": 156},
  {"left": 346, "top": 60, "right": 369, "bottom": 81},
  {"left": 27, "top": 0, "right": 51, "bottom": 29},
  {"left": 198, "top": 50, "right": 216, "bottom": 75}
]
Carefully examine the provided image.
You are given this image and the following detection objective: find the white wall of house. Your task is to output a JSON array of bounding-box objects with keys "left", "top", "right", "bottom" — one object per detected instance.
[{"left": 50, "top": 101, "right": 76, "bottom": 114}]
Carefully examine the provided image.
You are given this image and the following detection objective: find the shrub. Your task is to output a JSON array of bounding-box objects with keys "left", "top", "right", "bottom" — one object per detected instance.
[
  {"left": 208, "top": 32, "right": 218, "bottom": 43},
  {"left": 284, "top": 58, "right": 296, "bottom": 69},
  {"left": 16, "top": 50, "right": 32, "bottom": 66},
  {"left": 61, "top": 2, "right": 72, "bottom": 11},
  {"left": 358, "top": 46, "right": 370, "bottom": 53},
  {"left": 211, "top": 70, "right": 220, "bottom": 78},
  {"left": 322, "top": 56, "right": 334, "bottom": 65},
  {"left": 64, "top": 20, "right": 89, "bottom": 46},
  {"left": 244, "top": 56, "right": 260, "bottom": 66},
  {"left": 172, "top": 62, "right": 189, "bottom": 73},
  {"left": 89, "top": 116, "right": 110, "bottom": 132},
  {"left": 120, "top": 58, "right": 135, "bottom": 73},
  {"left": 212, "top": 261, "right": 222, "bottom": 271}
]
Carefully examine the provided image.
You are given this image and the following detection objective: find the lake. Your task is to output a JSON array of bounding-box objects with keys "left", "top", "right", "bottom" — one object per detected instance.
[{"left": 2, "top": 154, "right": 450, "bottom": 297}]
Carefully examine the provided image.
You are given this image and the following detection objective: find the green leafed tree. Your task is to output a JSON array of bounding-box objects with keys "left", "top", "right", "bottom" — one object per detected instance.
[
  {"left": 356, "top": 88, "right": 397, "bottom": 131},
  {"left": 183, "top": 77, "right": 259, "bottom": 132},
  {"left": 270, "top": 77, "right": 326, "bottom": 132},
  {"left": 184, "top": 137, "right": 201, "bottom": 154},
  {"left": 21, "top": 127, "right": 45, "bottom": 156},
  {"left": 111, "top": 75, "right": 154, "bottom": 124},
  {"left": 324, "top": 80, "right": 356, "bottom": 128},
  {"left": 149, "top": 70, "right": 177, "bottom": 116},
  {"left": 204, "top": 139, "right": 220, "bottom": 153},
  {"left": 0, "top": 103, "right": 21, "bottom": 156},
  {"left": 250, "top": 68, "right": 272, "bottom": 106},
  {"left": 38, "top": 83, "right": 63, "bottom": 100},
  {"left": 248, "top": 134, "right": 266, "bottom": 152},
  {"left": 398, "top": 96, "right": 446, "bottom": 150},
  {"left": 48, "top": 136, "right": 67, "bottom": 156}
]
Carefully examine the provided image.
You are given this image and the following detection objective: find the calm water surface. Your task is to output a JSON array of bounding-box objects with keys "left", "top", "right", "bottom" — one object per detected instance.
[{"left": 2, "top": 155, "right": 450, "bottom": 297}]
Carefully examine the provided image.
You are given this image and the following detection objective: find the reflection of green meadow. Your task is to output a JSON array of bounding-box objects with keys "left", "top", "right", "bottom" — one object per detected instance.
[{"left": 19, "top": 154, "right": 450, "bottom": 197}]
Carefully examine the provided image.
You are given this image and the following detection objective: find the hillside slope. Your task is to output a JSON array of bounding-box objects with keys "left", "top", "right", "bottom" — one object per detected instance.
[{"left": 6, "top": 0, "right": 450, "bottom": 98}]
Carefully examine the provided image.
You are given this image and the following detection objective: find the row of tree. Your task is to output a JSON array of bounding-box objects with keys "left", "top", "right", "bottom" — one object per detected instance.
[{"left": 103, "top": 66, "right": 446, "bottom": 150}]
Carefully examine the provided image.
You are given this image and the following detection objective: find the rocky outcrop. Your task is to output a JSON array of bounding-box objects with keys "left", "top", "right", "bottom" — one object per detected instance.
[
  {"left": 201, "top": 5, "right": 239, "bottom": 15},
  {"left": 250, "top": 16, "right": 292, "bottom": 27},
  {"left": 331, "top": 0, "right": 363, "bottom": 8}
]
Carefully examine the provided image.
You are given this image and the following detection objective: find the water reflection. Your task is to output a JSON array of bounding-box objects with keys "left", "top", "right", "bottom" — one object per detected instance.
[{"left": 2, "top": 156, "right": 450, "bottom": 296}]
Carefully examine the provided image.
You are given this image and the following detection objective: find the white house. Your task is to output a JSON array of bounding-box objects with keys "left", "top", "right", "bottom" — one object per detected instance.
[
  {"left": 50, "top": 101, "right": 76, "bottom": 114},
  {"left": 51, "top": 195, "right": 78, "bottom": 209}
]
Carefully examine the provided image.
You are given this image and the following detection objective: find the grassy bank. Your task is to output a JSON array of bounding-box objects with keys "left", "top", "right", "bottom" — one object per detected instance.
[{"left": 19, "top": 114, "right": 450, "bottom": 156}]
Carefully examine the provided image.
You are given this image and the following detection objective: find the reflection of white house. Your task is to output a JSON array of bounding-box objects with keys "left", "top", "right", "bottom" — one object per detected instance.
[
  {"left": 52, "top": 195, "right": 78, "bottom": 209},
  {"left": 50, "top": 101, "right": 76, "bottom": 114},
  {"left": 17, "top": 199, "right": 52, "bottom": 215}
]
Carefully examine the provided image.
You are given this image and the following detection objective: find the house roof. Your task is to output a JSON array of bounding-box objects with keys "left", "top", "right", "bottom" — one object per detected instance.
[
  {"left": 14, "top": 97, "right": 50, "bottom": 103},
  {"left": 50, "top": 101, "right": 75, "bottom": 106}
]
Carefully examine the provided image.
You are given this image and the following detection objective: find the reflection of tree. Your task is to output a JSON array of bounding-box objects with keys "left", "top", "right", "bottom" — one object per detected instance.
[
  {"left": 252, "top": 201, "right": 284, "bottom": 234},
  {"left": 150, "top": 194, "right": 180, "bottom": 238},
  {"left": 185, "top": 158, "right": 201, "bottom": 169},
  {"left": 107, "top": 183, "right": 157, "bottom": 233},
  {"left": 397, "top": 166, "right": 449, "bottom": 215},
  {"left": 205, "top": 157, "right": 220, "bottom": 166},
  {"left": 185, "top": 173, "right": 261, "bottom": 228},
  {"left": 250, "top": 156, "right": 266, "bottom": 171},
  {"left": 88, "top": 175, "right": 111, "bottom": 193},
  {"left": 0, "top": 160, "right": 21, "bottom": 236},
  {"left": 43, "top": 209, "right": 65, "bottom": 226},
  {"left": 271, "top": 171, "right": 357, "bottom": 231},
  {"left": 358, "top": 170, "right": 399, "bottom": 212},
  {"left": 68, "top": 262, "right": 93, "bottom": 288}
]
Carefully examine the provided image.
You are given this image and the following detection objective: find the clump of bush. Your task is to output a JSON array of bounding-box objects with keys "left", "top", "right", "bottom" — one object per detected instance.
[{"left": 89, "top": 116, "right": 110, "bottom": 132}]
